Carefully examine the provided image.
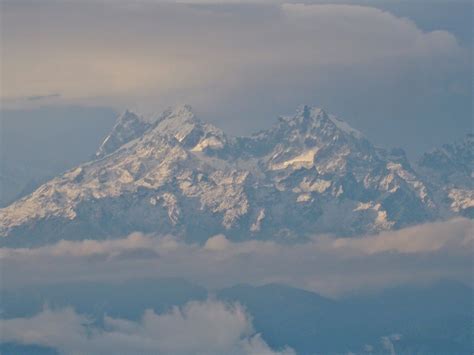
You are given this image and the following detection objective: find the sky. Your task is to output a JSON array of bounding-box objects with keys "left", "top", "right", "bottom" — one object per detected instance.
[
  {"left": 0, "top": 3, "right": 472, "bottom": 352},
  {"left": 1, "top": 0, "right": 472, "bottom": 158}
]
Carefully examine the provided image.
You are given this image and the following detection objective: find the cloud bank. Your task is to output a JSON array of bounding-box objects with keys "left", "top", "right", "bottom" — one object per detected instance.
[
  {"left": 2, "top": 1, "right": 470, "bottom": 154},
  {"left": 3, "top": 2, "right": 464, "bottom": 105},
  {"left": 0, "top": 300, "right": 294, "bottom": 355},
  {"left": 1, "top": 218, "right": 472, "bottom": 296}
]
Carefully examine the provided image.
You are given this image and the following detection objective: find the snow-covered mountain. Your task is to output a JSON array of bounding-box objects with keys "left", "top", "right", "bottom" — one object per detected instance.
[
  {"left": 416, "top": 134, "right": 473, "bottom": 218},
  {"left": 95, "top": 110, "right": 152, "bottom": 159},
  {"left": 0, "top": 105, "right": 471, "bottom": 246}
]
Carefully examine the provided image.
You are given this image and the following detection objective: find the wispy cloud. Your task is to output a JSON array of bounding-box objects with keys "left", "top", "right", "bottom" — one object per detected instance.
[{"left": 25, "top": 93, "right": 61, "bottom": 101}]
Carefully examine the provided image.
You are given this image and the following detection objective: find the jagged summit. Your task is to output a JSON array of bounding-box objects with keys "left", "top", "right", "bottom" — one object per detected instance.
[
  {"left": 96, "top": 110, "right": 150, "bottom": 158},
  {"left": 0, "top": 105, "right": 471, "bottom": 247},
  {"left": 98, "top": 104, "right": 363, "bottom": 159},
  {"left": 278, "top": 105, "right": 363, "bottom": 139},
  {"left": 418, "top": 133, "right": 473, "bottom": 182},
  {"left": 151, "top": 105, "right": 227, "bottom": 151},
  {"left": 280, "top": 105, "right": 325, "bottom": 122},
  {"left": 416, "top": 134, "right": 473, "bottom": 218},
  {"left": 158, "top": 104, "right": 196, "bottom": 122},
  {"left": 97, "top": 105, "right": 228, "bottom": 158},
  {"left": 96, "top": 105, "right": 195, "bottom": 158}
]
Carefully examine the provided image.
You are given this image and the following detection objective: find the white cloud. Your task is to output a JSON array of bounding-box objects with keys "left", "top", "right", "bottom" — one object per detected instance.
[
  {"left": 331, "top": 217, "right": 473, "bottom": 254},
  {"left": 381, "top": 334, "right": 402, "bottom": 355},
  {"left": 0, "top": 300, "right": 295, "bottom": 355},
  {"left": 1, "top": 218, "right": 472, "bottom": 296}
]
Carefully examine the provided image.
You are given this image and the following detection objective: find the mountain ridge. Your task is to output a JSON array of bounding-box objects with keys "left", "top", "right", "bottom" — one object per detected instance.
[{"left": 0, "top": 105, "right": 471, "bottom": 246}]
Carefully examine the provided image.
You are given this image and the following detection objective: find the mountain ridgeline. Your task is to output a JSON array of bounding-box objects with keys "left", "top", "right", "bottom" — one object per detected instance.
[{"left": 0, "top": 105, "right": 472, "bottom": 246}]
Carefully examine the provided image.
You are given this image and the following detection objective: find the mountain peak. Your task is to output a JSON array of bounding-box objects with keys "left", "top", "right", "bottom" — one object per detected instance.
[
  {"left": 1, "top": 104, "right": 470, "bottom": 247},
  {"left": 417, "top": 133, "right": 473, "bottom": 188},
  {"left": 277, "top": 105, "right": 363, "bottom": 140},
  {"left": 157, "top": 104, "right": 196, "bottom": 124},
  {"left": 280, "top": 105, "right": 327, "bottom": 123},
  {"left": 119, "top": 109, "right": 142, "bottom": 123},
  {"left": 298, "top": 105, "right": 326, "bottom": 119},
  {"left": 96, "top": 110, "right": 150, "bottom": 158},
  {"left": 149, "top": 105, "right": 228, "bottom": 151}
]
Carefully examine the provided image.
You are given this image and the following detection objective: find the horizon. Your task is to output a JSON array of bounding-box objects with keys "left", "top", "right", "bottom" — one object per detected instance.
[{"left": 0, "top": 1, "right": 472, "bottom": 354}]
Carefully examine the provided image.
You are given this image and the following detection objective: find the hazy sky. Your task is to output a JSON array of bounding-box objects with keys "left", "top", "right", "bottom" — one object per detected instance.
[
  {"left": 1, "top": 0, "right": 472, "bottom": 156},
  {"left": 0, "top": 4, "right": 472, "bottom": 352}
]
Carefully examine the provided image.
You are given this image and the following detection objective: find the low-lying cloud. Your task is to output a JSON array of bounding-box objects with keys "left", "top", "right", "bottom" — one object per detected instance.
[
  {"left": 1, "top": 218, "right": 472, "bottom": 296},
  {"left": 0, "top": 300, "right": 295, "bottom": 355}
]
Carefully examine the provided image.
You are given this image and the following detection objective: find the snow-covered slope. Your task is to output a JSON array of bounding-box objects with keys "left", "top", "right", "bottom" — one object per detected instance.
[
  {"left": 95, "top": 110, "right": 152, "bottom": 158},
  {"left": 0, "top": 105, "right": 470, "bottom": 246},
  {"left": 416, "top": 134, "right": 473, "bottom": 217},
  {"left": 417, "top": 134, "right": 472, "bottom": 186}
]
